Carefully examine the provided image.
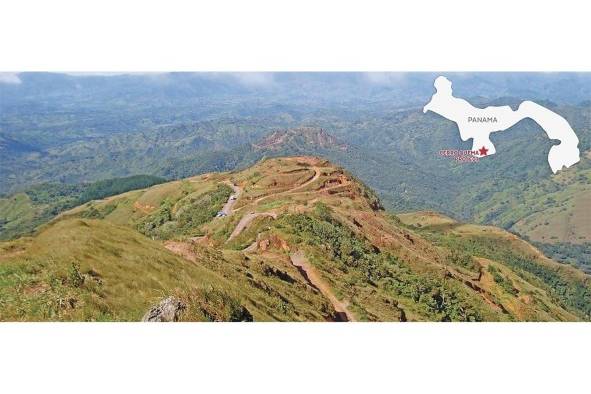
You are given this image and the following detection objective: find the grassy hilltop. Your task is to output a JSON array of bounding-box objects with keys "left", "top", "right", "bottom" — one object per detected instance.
[{"left": 1, "top": 157, "right": 589, "bottom": 322}]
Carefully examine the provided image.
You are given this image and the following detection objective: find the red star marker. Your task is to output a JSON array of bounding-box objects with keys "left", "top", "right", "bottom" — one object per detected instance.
[{"left": 478, "top": 146, "right": 489, "bottom": 156}]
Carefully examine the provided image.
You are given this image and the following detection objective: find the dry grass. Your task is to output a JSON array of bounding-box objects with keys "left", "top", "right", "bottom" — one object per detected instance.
[{"left": 2, "top": 156, "right": 589, "bottom": 321}]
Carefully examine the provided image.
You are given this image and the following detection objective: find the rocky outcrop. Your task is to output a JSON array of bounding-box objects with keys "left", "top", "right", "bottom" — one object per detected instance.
[{"left": 142, "top": 297, "right": 186, "bottom": 322}]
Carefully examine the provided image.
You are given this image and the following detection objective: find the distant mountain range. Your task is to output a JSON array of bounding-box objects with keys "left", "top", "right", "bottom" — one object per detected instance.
[
  {"left": 3, "top": 73, "right": 591, "bottom": 111},
  {"left": 253, "top": 127, "right": 348, "bottom": 151},
  {"left": 1, "top": 72, "right": 590, "bottom": 273},
  {"left": 2, "top": 123, "right": 590, "bottom": 273},
  {"left": 0, "top": 134, "right": 39, "bottom": 154}
]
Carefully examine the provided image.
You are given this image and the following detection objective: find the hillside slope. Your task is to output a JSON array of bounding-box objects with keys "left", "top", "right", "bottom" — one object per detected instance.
[
  {"left": 0, "top": 175, "right": 166, "bottom": 241},
  {"left": 1, "top": 157, "right": 590, "bottom": 321},
  {"left": 3, "top": 110, "right": 590, "bottom": 274}
]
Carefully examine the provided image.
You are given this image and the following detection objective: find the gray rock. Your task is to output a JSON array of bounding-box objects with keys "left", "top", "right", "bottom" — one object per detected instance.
[{"left": 142, "top": 297, "right": 186, "bottom": 322}]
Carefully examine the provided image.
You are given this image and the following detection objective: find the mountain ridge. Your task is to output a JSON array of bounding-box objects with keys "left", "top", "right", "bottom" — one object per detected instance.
[
  {"left": 1, "top": 156, "right": 589, "bottom": 321},
  {"left": 253, "top": 127, "right": 349, "bottom": 151}
]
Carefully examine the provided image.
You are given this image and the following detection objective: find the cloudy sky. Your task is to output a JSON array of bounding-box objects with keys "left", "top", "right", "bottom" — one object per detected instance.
[{"left": 0, "top": 72, "right": 21, "bottom": 84}]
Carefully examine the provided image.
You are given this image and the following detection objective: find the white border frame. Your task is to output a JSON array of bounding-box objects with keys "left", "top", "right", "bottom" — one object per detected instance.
[{"left": 2, "top": 1, "right": 591, "bottom": 393}]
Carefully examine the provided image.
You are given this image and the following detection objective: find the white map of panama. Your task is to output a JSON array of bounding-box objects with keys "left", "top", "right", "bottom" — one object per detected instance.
[{"left": 423, "top": 76, "right": 580, "bottom": 173}]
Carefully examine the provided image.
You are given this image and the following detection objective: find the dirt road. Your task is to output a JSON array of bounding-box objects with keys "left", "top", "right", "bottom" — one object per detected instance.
[
  {"left": 227, "top": 212, "right": 277, "bottom": 242},
  {"left": 289, "top": 250, "right": 356, "bottom": 322},
  {"left": 253, "top": 167, "right": 321, "bottom": 205},
  {"left": 221, "top": 182, "right": 242, "bottom": 216}
]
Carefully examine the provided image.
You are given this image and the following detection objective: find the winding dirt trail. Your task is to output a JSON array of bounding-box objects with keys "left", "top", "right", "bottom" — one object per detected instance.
[
  {"left": 284, "top": 167, "right": 321, "bottom": 193},
  {"left": 225, "top": 166, "right": 338, "bottom": 243},
  {"left": 290, "top": 250, "right": 356, "bottom": 322},
  {"left": 227, "top": 212, "right": 277, "bottom": 242},
  {"left": 221, "top": 182, "right": 242, "bottom": 216},
  {"left": 252, "top": 166, "right": 321, "bottom": 205}
]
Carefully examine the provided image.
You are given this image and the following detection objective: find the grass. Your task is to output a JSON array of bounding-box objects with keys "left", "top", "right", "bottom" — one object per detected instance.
[
  {"left": 0, "top": 175, "right": 166, "bottom": 241},
  {"left": 136, "top": 184, "right": 232, "bottom": 239},
  {"left": 225, "top": 215, "right": 275, "bottom": 250},
  {"left": 0, "top": 193, "right": 37, "bottom": 240},
  {"left": 0, "top": 219, "right": 228, "bottom": 321},
  {"left": 2, "top": 156, "right": 589, "bottom": 322},
  {"left": 412, "top": 223, "right": 588, "bottom": 320},
  {"left": 273, "top": 205, "right": 501, "bottom": 321},
  {"left": 258, "top": 197, "right": 292, "bottom": 211},
  {"left": 0, "top": 217, "right": 333, "bottom": 322}
]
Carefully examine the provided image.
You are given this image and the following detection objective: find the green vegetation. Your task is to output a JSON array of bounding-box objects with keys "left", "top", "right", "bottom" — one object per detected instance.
[
  {"left": 0, "top": 217, "right": 333, "bottom": 322},
  {"left": 429, "top": 233, "right": 591, "bottom": 319},
  {"left": 80, "top": 203, "right": 118, "bottom": 219},
  {"left": 0, "top": 219, "right": 229, "bottom": 321},
  {"left": 78, "top": 176, "right": 166, "bottom": 202},
  {"left": 24, "top": 183, "right": 85, "bottom": 206},
  {"left": 1, "top": 156, "right": 589, "bottom": 322},
  {"left": 536, "top": 242, "right": 591, "bottom": 273},
  {"left": 487, "top": 265, "right": 518, "bottom": 296},
  {"left": 0, "top": 175, "right": 165, "bottom": 240},
  {"left": 277, "top": 204, "right": 489, "bottom": 321},
  {"left": 0, "top": 194, "right": 37, "bottom": 240},
  {"left": 176, "top": 287, "right": 254, "bottom": 322},
  {"left": 2, "top": 74, "right": 590, "bottom": 275},
  {"left": 137, "top": 184, "right": 232, "bottom": 239},
  {"left": 2, "top": 93, "right": 590, "bottom": 273},
  {"left": 447, "top": 248, "right": 479, "bottom": 273},
  {"left": 3, "top": 73, "right": 590, "bottom": 321}
]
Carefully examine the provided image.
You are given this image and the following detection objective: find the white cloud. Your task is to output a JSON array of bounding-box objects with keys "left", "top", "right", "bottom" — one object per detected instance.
[
  {"left": 64, "top": 72, "right": 164, "bottom": 76},
  {"left": 363, "top": 72, "right": 407, "bottom": 85},
  {"left": 62, "top": 72, "right": 275, "bottom": 88},
  {"left": 229, "top": 72, "right": 275, "bottom": 87},
  {"left": 0, "top": 72, "right": 21, "bottom": 84},
  {"left": 199, "top": 72, "right": 276, "bottom": 88}
]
